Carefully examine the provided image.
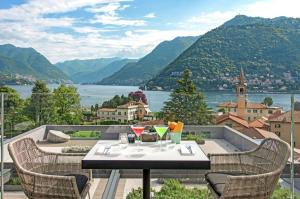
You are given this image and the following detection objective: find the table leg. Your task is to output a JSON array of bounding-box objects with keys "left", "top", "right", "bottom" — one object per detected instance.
[{"left": 143, "top": 169, "right": 151, "bottom": 199}]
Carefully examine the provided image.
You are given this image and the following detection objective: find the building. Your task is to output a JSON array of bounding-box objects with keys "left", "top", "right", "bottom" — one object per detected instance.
[
  {"left": 269, "top": 110, "right": 300, "bottom": 148},
  {"left": 216, "top": 112, "right": 274, "bottom": 140},
  {"left": 218, "top": 68, "right": 282, "bottom": 121},
  {"left": 97, "top": 100, "right": 151, "bottom": 123},
  {"left": 241, "top": 128, "right": 278, "bottom": 140},
  {"left": 216, "top": 113, "right": 249, "bottom": 132}
]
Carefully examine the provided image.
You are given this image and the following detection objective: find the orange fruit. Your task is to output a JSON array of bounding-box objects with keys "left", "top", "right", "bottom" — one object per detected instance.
[{"left": 168, "top": 122, "right": 177, "bottom": 130}]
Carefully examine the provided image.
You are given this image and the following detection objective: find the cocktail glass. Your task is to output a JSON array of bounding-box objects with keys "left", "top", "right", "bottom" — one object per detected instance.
[
  {"left": 154, "top": 125, "right": 169, "bottom": 151},
  {"left": 131, "top": 125, "right": 145, "bottom": 151}
]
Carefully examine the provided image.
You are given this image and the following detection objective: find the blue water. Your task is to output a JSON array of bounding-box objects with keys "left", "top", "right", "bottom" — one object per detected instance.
[{"left": 8, "top": 84, "right": 297, "bottom": 112}]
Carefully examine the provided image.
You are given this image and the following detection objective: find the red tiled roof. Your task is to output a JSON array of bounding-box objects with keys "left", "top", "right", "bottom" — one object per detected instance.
[
  {"left": 218, "top": 101, "right": 267, "bottom": 109},
  {"left": 216, "top": 113, "right": 249, "bottom": 128},
  {"left": 117, "top": 101, "right": 148, "bottom": 109},
  {"left": 218, "top": 102, "right": 237, "bottom": 108},
  {"left": 254, "top": 128, "right": 279, "bottom": 139},
  {"left": 268, "top": 111, "right": 300, "bottom": 123},
  {"left": 268, "top": 110, "right": 283, "bottom": 120},
  {"left": 246, "top": 102, "right": 267, "bottom": 109},
  {"left": 249, "top": 118, "right": 270, "bottom": 128},
  {"left": 241, "top": 128, "right": 278, "bottom": 139},
  {"left": 118, "top": 101, "right": 138, "bottom": 108}
]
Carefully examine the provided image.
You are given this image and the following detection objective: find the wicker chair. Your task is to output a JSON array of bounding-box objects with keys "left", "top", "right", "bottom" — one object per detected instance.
[
  {"left": 8, "top": 138, "right": 91, "bottom": 199},
  {"left": 205, "top": 138, "right": 290, "bottom": 199}
]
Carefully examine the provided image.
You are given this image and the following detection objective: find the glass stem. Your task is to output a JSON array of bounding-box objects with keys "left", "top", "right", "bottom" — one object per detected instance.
[{"left": 160, "top": 136, "right": 162, "bottom": 150}]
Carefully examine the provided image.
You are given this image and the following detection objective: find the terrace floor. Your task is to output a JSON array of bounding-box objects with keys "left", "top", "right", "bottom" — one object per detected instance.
[{"left": 2, "top": 139, "right": 244, "bottom": 199}]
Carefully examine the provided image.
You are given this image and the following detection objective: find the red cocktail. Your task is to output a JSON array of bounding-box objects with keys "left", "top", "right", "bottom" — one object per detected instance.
[
  {"left": 131, "top": 125, "right": 144, "bottom": 151},
  {"left": 132, "top": 126, "right": 144, "bottom": 137}
]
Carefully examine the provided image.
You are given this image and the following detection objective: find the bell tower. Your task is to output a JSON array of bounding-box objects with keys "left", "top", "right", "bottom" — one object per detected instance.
[{"left": 236, "top": 67, "right": 247, "bottom": 119}]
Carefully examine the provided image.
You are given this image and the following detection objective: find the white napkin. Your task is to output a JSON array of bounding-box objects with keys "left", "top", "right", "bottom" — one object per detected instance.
[
  {"left": 180, "top": 145, "right": 195, "bottom": 155},
  {"left": 95, "top": 146, "right": 110, "bottom": 155}
]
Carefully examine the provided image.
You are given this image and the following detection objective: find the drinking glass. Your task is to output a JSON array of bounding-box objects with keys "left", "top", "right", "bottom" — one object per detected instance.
[
  {"left": 131, "top": 125, "right": 145, "bottom": 151},
  {"left": 119, "top": 133, "right": 128, "bottom": 149},
  {"left": 154, "top": 125, "right": 169, "bottom": 151}
]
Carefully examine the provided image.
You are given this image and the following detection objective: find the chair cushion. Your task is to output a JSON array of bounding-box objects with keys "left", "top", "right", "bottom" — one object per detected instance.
[
  {"left": 205, "top": 172, "right": 248, "bottom": 196},
  {"left": 65, "top": 174, "right": 88, "bottom": 194}
]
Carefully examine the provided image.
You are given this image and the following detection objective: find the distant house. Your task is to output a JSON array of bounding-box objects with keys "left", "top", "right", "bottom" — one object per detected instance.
[
  {"left": 216, "top": 113, "right": 249, "bottom": 132},
  {"left": 269, "top": 110, "right": 300, "bottom": 148},
  {"left": 216, "top": 112, "right": 275, "bottom": 140},
  {"left": 97, "top": 99, "right": 151, "bottom": 123},
  {"left": 218, "top": 68, "right": 282, "bottom": 121}
]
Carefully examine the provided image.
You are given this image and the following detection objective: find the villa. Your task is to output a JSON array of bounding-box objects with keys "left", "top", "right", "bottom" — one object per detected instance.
[{"left": 97, "top": 99, "right": 152, "bottom": 123}]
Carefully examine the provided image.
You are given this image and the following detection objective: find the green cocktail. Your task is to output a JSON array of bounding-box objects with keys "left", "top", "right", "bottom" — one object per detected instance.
[{"left": 154, "top": 126, "right": 168, "bottom": 151}]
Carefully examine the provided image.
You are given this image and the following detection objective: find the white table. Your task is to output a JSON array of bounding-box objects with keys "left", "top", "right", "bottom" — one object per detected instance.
[{"left": 82, "top": 140, "right": 210, "bottom": 199}]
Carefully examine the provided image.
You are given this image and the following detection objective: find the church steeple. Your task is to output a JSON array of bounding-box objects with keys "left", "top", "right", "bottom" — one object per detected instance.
[
  {"left": 239, "top": 67, "right": 246, "bottom": 85},
  {"left": 236, "top": 67, "right": 247, "bottom": 120},
  {"left": 236, "top": 67, "right": 247, "bottom": 96}
]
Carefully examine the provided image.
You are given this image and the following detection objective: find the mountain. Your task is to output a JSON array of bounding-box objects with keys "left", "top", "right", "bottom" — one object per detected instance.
[
  {"left": 0, "top": 44, "right": 69, "bottom": 82},
  {"left": 223, "top": 14, "right": 300, "bottom": 29},
  {"left": 56, "top": 57, "right": 120, "bottom": 77},
  {"left": 146, "top": 15, "right": 300, "bottom": 91},
  {"left": 99, "top": 36, "right": 198, "bottom": 86},
  {"left": 72, "top": 59, "right": 137, "bottom": 83}
]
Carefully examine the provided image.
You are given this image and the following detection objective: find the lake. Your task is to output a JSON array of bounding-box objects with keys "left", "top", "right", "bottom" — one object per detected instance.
[{"left": 8, "top": 84, "right": 297, "bottom": 112}]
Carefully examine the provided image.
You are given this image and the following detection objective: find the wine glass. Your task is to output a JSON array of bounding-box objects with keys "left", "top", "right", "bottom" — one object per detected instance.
[
  {"left": 154, "top": 125, "right": 169, "bottom": 151},
  {"left": 131, "top": 125, "right": 145, "bottom": 151}
]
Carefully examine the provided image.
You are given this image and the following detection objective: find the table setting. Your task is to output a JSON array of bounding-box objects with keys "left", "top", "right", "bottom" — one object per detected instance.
[{"left": 82, "top": 121, "right": 210, "bottom": 199}]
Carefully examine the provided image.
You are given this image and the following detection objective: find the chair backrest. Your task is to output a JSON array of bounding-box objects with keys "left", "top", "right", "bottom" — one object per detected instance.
[
  {"left": 8, "top": 138, "right": 45, "bottom": 172},
  {"left": 251, "top": 138, "right": 290, "bottom": 174}
]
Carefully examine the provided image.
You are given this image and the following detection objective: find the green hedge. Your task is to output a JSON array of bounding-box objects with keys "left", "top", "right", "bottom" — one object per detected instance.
[{"left": 126, "top": 180, "right": 299, "bottom": 199}]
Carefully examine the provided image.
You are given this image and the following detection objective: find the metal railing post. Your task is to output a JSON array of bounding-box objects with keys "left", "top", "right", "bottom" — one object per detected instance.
[
  {"left": 291, "top": 95, "right": 295, "bottom": 199},
  {"left": 1, "top": 93, "right": 4, "bottom": 199}
]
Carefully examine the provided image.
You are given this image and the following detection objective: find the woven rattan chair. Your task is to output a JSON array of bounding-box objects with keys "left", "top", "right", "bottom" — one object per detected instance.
[
  {"left": 205, "top": 138, "right": 290, "bottom": 199},
  {"left": 8, "top": 138, "right": 91, "bottom": 199}
]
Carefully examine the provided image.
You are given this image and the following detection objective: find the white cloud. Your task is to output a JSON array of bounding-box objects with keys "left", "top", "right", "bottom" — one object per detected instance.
[
  {"left": 245, "top": 0, "right": 300, "bottom": 18},
  {"left": 72, "top": 26, "right": 118, "bottom": 34},
  {"left": 144, "top": 12, "right": 156, "bottom": 18},
  {"left": 2, "top": 0, "right": 300, "bottom": 63},
  {"left": 87, "top": 2, "right": 146, "bottom": 26},
  {"left": 86, "top": 2, "right": 122, "bottom": 14},
  {"left": 92, "top": 14, "right": 146, "bottom": 26},
  {"left": 189, "top": 11, "right": 236, "bottom": 26},
  {"left": 188, "top": 0, "right": 300, "bottom": 32}
]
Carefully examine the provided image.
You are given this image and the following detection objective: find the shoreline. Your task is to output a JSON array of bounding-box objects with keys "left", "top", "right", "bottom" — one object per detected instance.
[{"left": 3, "top": 83, "right": 300, "bottom": 94}]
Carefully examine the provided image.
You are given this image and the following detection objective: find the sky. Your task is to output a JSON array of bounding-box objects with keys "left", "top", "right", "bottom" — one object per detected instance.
[{"left": 0, "top": 0, "right": 300, "bottom": 63}]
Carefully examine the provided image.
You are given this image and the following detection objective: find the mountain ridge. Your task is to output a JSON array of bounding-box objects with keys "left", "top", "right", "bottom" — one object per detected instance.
[
  {"left": 146, "top": 15, "right": 300, "bottom": 92},
  {"left": 0, "top": 44, "right": 69, "bottom": 82},
  {"left": 99, "top": 36, "right": 199, "bottom": 86}
]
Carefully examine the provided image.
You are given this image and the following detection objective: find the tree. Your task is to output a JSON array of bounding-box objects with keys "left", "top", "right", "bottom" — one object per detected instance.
[
  {"left": 0, "top": 86, "right": 27, "bottom": 135},
  {"left": 53, "top": 85, "right": 81, "bottom": 124},
  {"left": 129, "top": 91, "right": 148, "bottom": 104},
  {"left": 162, "top": 69, "right": 213, "bottom": 125},
  {"left": 26, "top": 80, "right": 55, "bottom": 126},
  {"left": 262, "top": 96, "right": 273, "bottom": 106},
  {"left": 101, "top": 95, "right": 132, "bottom": 108}
]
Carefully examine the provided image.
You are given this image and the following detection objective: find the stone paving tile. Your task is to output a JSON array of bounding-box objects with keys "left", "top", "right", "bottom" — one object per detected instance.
[{"left": 115, "top": 179, "right": 126, "bottom": 199}]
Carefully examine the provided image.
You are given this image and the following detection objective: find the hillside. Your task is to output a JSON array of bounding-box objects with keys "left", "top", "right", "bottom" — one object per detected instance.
[
  {"left": 73, "top": 59, "right": 137, "bottom": 83},
  {"left": 0, "top": 44, "right": 69, "bottom": 82},
  {"left": 146, "top": 15, "right": 300, "bottom": 91},
  {"left": 56, "top": 57, "right": 120, "bottom": 77},
  {"left": 99, "top": 36, "right": 198, "bottom": 86}
]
